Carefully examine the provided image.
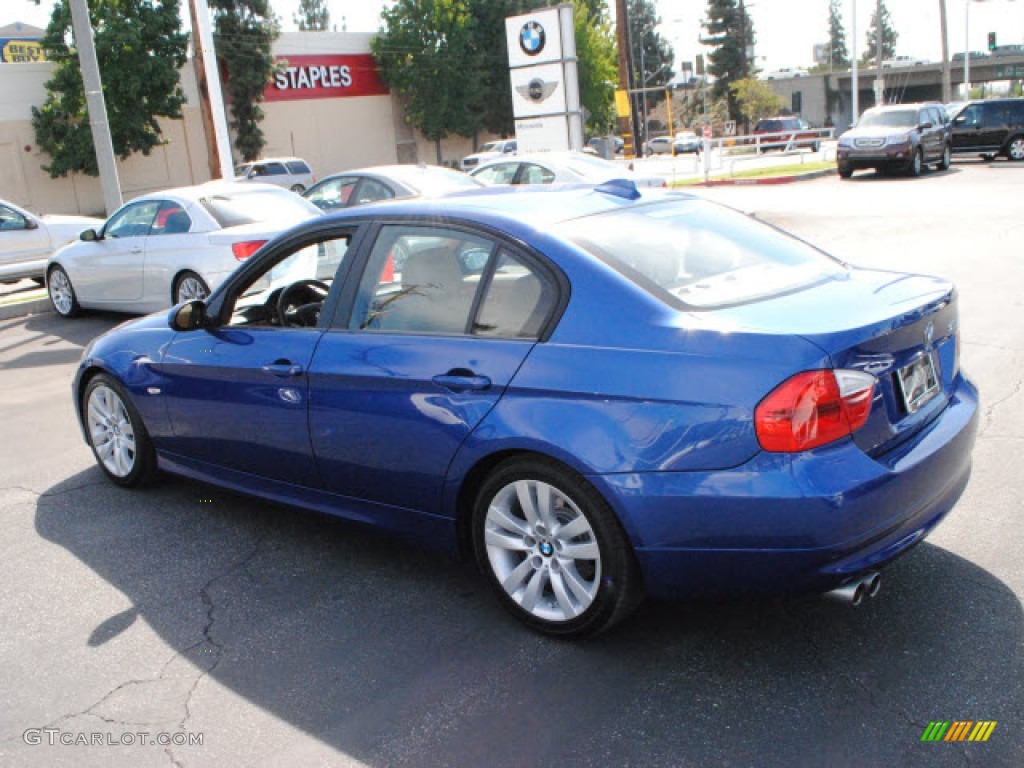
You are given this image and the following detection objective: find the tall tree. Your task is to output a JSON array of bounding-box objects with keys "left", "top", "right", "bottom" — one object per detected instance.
[
  {"left": 730, "top": 76, "right": 783, "bottom": 126},
  {"left": 294, "top": 0, "right": 329, "bottom": 31},
  {"left": 31, "top": 0, "right": 188, "bottom": 178},
  {"left": 628, "top": 0, "right": 674, "bottom": 140},
  {"left": 861, "top": 0, "right": 898, "bottom": 65},
  {"left": 373, "top": 0, "right": 485, "bottom": 162},
  {"left": 701, "top": 0, "right": 755, "bottom": 123},
  {"left": 574, "top": 1, "right": 617, "bottom": 135},
  {"left": 209, "top": 0, "right": 281, "bottom": 162},
  {"left": 827, "top": 0, "right": 850, "bottom": 70}
]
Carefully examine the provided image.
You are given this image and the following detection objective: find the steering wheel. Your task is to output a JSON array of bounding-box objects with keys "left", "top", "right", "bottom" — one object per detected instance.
[{"left": 276, "top": 279, "right": 329, "bottom": 327}]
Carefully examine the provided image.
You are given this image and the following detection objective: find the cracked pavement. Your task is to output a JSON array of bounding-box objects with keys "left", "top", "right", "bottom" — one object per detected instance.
[{"left": 0, "top": 162, "right": 1021, "bottom": 767}]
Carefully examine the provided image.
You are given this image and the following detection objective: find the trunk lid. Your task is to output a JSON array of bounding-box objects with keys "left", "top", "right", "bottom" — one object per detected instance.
[{"left": 703, "top": 268, "right": 960, "bottom": 456}]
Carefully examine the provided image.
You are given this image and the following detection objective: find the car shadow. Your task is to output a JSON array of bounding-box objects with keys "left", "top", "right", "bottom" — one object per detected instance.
[
  {"left": 845, "top": 166, "right": 964, "bottom": 182},
  {"left": 31, "top": 468, "right": 1023, "bottom": 766},
  {"left": 0, "top": 313, "right": 125, "bottom": 370}
]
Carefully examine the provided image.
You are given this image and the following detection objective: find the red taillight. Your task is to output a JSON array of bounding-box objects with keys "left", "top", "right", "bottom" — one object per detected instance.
[
  {"left": 232, "top": 240, "right": 267, "bottom": 261},
  {"left": 755, "top": 369, "right": 876, "bottom": 452}
]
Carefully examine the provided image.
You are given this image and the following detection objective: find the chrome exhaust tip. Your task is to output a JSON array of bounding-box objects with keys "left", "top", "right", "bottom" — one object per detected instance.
[{"left": 822, "top": 571, "right": 881, "bottom": 607}]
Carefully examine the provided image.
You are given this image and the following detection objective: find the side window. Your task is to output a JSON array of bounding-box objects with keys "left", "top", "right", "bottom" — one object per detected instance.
[
  {"left": 518, "top": 164, "right": 555, "bottom": 185},
  {"left": 306, "top": 177, "right": 358, "bottom": 211},
  {"left": 1006, "top": 101, "right": 1024, "bottom": 125},
  {"left": 351, "top": 225, "right": 494, "bottom": 335},
  {"left": 474, "top": 251, "right": 556, "bottom": 339},
  {"left": 249, "top": 164, "right": 269, "bottom": 177},
  {"left": 265, "top": 163, "right": 288, "bottom": 176},
  {"left": 286, "top": 161, "right": 311, "bottom": 174},
  {"left": 153, "top": 202, "right": 192, "bottom": 235},
  {"left": 226, "top": 233, "right": 352, "bottom": 328},
  {"left": 958, "top": 104, "right": 982, "bottom": 127},
  {"left": 473, "top": 163, "right": 519, "bottom": 185},
  {"left": 505, "top": 141, "right": 518, "bottom": 153},
  {"left": 104, "top": 201, "right": 161, "bottom": 238},
  {"left": 982, "top": 103, "right": 1005, "bottom": 129},
  {"left": 0, "top": 204, "right": 28, "bottom": 231},
  {"left": 354, "top": 178, "right": 395, "bottom": 205}
]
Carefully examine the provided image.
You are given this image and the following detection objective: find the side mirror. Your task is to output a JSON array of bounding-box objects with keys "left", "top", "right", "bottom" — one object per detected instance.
[
  {"left": 170, "top": 300, "right": 207, "bottom": 331},
  {"left": 80, "top": 228, "right": 98, "bottom": 242},
  {"left": 24, "top": 218, "right": 39, "bottom": 230},
  {"left": 919, "top": 122, "right": 933, "bottom": 131},
  {"left": 954, "top": 115, "right": 967, "bottom": 124}
]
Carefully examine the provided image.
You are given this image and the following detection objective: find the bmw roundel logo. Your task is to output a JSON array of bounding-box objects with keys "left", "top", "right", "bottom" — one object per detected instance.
[{"left": 520, "top": 21, "right": 546, "bottom": 56}]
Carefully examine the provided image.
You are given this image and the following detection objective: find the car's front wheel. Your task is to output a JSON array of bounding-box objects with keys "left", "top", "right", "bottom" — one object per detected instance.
[
  {"left": 173, "top": 271, "right": 209, "bottom": 304},
  {"left": 290, "top": 184, "right": 306, "bottom": 193},
  {"left": 83, "top": 373, "right": 157, "bottom": 488},
  {"left": 838, "top": 163, "right": 854, "bottom": 179},
  {"left": 1007, "top": 136, "right": 1024, "bottom": 161},
  {"left": 907, "top": 148, "right": 923, "bottom": 177},
  {"left": 47, "top": 265, "right": 80, "bottom": 318},
  {"left": 472, "top": 458, "right": 641, "bottom": 638}
]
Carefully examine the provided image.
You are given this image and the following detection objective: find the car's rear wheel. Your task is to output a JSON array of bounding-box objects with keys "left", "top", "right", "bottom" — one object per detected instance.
[
  {"left": 938, "top": 145, "right": 951, "bottom": 171},
  {"left": 812, "top": 140, "right": 821, "bottom": 153},
  {"left": 907, "top": 148, "right": 923, "bottom": 177},
  {"left": 83, "top": 373, "right": 157, "bottom": 488},
  {"left": 47, "top": 265, "right": 80, "bottom": 318},
  {"left": 31, "top": 277, "right": 45, "bottom": 287},
  {"left": 837, "top": 163, "right": 854, "bottom": 179},
  {"left": 472, "top": 458, "right": 641, "bottom": 638},
  {"left": 290, "top": 184, "right": 306, "bottom": 193},
  {"left": 173, "top": 271, "right": 209, "bottom": 304},
  {"left": 1007, "top": 136, "right": 1024, "bottom": 161}
]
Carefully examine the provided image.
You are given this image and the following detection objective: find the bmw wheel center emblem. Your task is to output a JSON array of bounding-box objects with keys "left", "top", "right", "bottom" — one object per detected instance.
[{"left": 520, "top": 20, "right": 546, "bottom": 56}]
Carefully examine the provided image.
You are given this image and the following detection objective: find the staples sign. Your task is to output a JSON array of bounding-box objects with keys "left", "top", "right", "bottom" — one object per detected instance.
[{"left": 264, "top": 54, "right": 389, "bottom": 102}]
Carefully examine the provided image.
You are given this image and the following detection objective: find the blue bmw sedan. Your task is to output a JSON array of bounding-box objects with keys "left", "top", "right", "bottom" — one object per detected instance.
[{"left": 73, "top": 181, "right": 978, "bottom": 637}]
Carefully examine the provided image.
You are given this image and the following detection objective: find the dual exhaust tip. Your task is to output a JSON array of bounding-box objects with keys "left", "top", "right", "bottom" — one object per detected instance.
[{"left": 823, "top": 571, "right": 881, "bottom": 607}]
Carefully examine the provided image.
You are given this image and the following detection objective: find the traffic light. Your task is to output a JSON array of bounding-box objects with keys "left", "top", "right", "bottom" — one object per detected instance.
[{"left": 988, "top": 32, "right": 997, "bottom": 51}]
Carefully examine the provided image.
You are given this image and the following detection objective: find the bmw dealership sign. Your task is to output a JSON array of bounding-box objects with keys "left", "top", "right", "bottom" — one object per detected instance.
[{"left": 505, "top": 5, "right": 582, "bottom": 152}]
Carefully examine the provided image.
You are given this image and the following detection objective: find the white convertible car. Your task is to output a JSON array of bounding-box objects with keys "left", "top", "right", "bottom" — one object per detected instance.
[
  {"left": 46, "top": 181, "right": 321, "bottom": 318},
  {"left": 0, "top": 199, "right": 102, "bottom": 284}
]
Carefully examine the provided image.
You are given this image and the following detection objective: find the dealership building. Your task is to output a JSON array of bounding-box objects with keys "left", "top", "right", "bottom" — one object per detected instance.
[{"left": 0, "top": 30, "right": 487, "bottom": 216}]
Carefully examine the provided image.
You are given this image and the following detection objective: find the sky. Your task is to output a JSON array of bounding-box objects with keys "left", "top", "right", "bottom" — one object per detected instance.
[{"left": 7, "top": 0, "right": 1024, "bottom": 73}]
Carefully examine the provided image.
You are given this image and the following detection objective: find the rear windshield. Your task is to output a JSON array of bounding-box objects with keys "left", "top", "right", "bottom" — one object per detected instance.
[
  {"left": 555, "top": 200, "right": 846, "bottom": 309},
  {"left": 199, "top": 189, "right": 320, "bottom": 227},
  {"left": 286, "top": 160, "right": 311, "bottom": 174}
]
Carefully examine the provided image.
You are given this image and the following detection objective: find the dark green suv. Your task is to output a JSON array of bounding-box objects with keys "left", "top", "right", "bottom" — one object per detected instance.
[{"left": 950, "top": 98, "right": 1024, "bottom": 161}]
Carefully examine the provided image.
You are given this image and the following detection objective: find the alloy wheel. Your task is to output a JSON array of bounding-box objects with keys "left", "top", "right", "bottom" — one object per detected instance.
[
  {"left": 175, "top": 274, "right": 208, "bottom": 303},
  {"left": 48, "top": 268, "right": 75, "bottom": 316},
  {"left": 483, "top": 479, "right": 601, "bottom": 623},
  {"left": 86, "top": 385, "right": 137, "bottom": 478}
]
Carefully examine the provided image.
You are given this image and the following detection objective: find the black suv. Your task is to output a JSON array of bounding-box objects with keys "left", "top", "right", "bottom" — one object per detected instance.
[
  {"left": 950, "top": 98, "right": 1024, "bottom": 161},
  {"left": 836, "top": 103, "right": 951, "bottom": 179}
]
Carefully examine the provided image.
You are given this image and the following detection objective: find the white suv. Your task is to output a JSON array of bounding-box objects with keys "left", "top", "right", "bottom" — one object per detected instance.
[{"left": 235, "top": 157, "right": 315, "bottom": 193}]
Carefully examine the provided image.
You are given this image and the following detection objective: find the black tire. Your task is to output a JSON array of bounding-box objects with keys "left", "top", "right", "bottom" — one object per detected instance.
[
  {"left": 31, "top": 276, "right": 45, "bottom": 287},
  {"left": 82, "top": 373, "right": 158, "bottom": 488},
  {"left": 907, "top": 148, "right": 923, "bottom": 177},
  {"left": 472, "top": 457, "right": 642, "bottom": 638},
  {"left": 981, "top": 153, "right": 996, "bottom": 162},
  {"left": 837, "top": 163, "right": 854, "bottom": 179},
  {"left": 1007, "top": 136, "right": 1024, "bottom": 162},
  {"left": 938, "top": 144, "right": 951, "bottom": 171},
  {"left": 290, "top": 184, "right": 306, "bottom": 193},
  {"left": 47, "top": 264, "right": 81, "bottom": 318},
  {"left": 173, "top": 271, "right": 210, "bottom": 304}
]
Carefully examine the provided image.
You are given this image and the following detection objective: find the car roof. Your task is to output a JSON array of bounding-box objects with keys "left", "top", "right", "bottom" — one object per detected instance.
[
  {"left": 127, "top": 181, "right": 292, "bottom": 205},
  {"left": 319, "top": 183, "right": 697, "bottom": 230}
]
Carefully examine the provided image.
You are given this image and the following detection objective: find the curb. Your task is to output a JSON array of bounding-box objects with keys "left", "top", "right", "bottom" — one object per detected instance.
[
  {"left": 688, "top": 168, "right": 836, "bottom": 187},
  {"left": 0, "top": 296, "right": 54, "bottom": 322}
]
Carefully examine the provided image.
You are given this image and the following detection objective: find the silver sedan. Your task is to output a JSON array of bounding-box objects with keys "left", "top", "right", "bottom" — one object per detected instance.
[
  {"left": 0, "top": 199, "right": 101, "bottom": 284},
  {"left": 469, "top": 152, "right": 665, "bottom": 189}
]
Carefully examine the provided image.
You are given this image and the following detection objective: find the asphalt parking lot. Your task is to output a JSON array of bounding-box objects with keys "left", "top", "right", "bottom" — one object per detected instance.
[{"left": 0, "top": 160, "right": 1021, "bottom": 767}]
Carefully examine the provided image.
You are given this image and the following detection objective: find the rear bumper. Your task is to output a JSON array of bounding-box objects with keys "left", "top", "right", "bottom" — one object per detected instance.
[{"left": 594, "top": 374, "right": 979, "bottom": 600}]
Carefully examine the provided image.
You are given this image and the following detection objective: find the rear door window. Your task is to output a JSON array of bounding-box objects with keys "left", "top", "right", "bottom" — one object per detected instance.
[{"left": 286, "top": 160, "right": 311, "bottom": 174}]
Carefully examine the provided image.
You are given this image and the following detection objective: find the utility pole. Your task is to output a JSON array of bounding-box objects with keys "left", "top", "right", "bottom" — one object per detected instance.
[
  {"left": 615, "top": 0, "right": 636, "bottom": 158},
  {"left": 68, "top": 0, "right": 122, "bottom": 215},
  {"left": 939, "top": 0, "right": 952, "bottom": 102},
  {"left": 189, "top": 0, "right": 234, "bottom": 179},
  {"left": 875, "top": 0, "right": 885, "bottom": 105},
  {"left": 852, "top": 0, "right": 859, "bottom": 122}
]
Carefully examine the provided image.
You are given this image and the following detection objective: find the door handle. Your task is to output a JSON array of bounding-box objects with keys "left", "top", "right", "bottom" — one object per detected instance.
[
  {"left": 130, "top": 246, "right": 143, "bottom": 254},
  {"left": 432, "top": 369, "right": 491, "bottom": 392},
  {"left": 262, "top": 361, "right": 304, "bottom": 377}
]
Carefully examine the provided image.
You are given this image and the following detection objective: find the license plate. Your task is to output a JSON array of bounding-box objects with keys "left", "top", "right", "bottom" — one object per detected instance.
[{"left": 896, "top": 353, "right": 940, "bottom": 414}]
